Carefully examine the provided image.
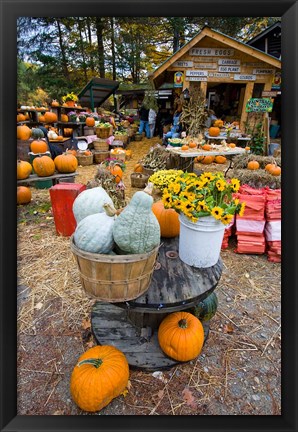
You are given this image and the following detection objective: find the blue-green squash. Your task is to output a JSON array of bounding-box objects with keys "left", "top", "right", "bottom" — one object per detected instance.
[
  {"left": 31, "top": 127, "right": 45, "bottom": 139},
  {"left": 112, "top": 183, "right": 160, "bottom": 254},
  {"left": 72, "top": 186, "right": 114, "bottom": 224},
  {"left": 191, "top": 292, "right": 218, "bottom": 322}
]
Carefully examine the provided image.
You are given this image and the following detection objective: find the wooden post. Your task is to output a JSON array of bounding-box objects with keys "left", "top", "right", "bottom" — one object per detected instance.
[
  {"left": 200, "top": 81, "right": 207, "bottom": 99},
  {"left": 240, "top": 82, "right": 254, "bottom": 132},
  {"left": 263, "top": 111, "right": 270, "bottom": 155}
]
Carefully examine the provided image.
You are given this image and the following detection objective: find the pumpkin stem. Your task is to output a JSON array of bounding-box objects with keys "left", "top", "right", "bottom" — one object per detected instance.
[
  {"left": 178, "top": 318, "right": 188, "bottom": 329},
  {"left": 102, "top": 202, "right": 117, "bottom": 217},
  {"left": 143, "top": 182, "right": 154, "bottom": 196},
  {"left": 77, "top": 358, "right": 103, "bottom": 368}
]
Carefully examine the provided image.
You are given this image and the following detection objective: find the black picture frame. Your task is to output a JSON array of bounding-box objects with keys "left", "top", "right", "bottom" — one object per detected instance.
[{"left": 1, "top": 1, "right": 297, "bottom": 431}]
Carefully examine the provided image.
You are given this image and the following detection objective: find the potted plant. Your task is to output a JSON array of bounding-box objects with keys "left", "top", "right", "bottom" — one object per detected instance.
[
  {"left": 162, "top": 171, "right": 245, "bottom": 268},
  {"left": 62, "top": 92, "right": 79, "bottom": 107}
]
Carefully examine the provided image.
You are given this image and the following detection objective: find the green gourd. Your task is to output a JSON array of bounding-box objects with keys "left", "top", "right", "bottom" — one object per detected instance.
[
  {"left": 191, "top": 292, "right": 218, "bottom": 322},
  {"left": 31, "top": 127, "right": 45, "bottom": 139},
  {"left": 72, "top": 186, "right": 114, "bottom": 223},
  {"left": 113, "top": 183, "right": 160, "bottom": 254},
  {"left": 73, "top": 204, "right": 115, "bottom": 254}
]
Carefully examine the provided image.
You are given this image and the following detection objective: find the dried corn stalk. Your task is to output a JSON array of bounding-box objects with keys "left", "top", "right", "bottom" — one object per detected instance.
[
  {"left": 178, "top": 87, "right": 207, "bottom": 137},
  {"left": 87, "top": 166, "right": 126, "bottom": 209}
]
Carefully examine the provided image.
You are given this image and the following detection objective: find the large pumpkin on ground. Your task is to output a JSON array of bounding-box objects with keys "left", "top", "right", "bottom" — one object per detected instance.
[
  {"left": 17, "top": 125, "right": 32, "bottom": 140},
  {"left": 152, "top": 200, "right": 180, "bottom": 238},
  {"left": 54, "top": 153, "right": 78, "bottom": 173},
  {"left": 17, "top": 160, "right": 32, "bottom": 180},
  {"left": 17, "top": 186, "right": 32, "bottom": 205},
  {"left": 70, "top": 345, "right": 129, "bottom": 412},
  {"left": 30, "top": 139, "right": 48, "bottom": 154},
  {"left": 158, "top": 311, "right": 204, "bottom": 362},
  {"left": 44, "top": 111, "right": 58, "bottom": 123},
  {"left": 208, "top": 126, "right": 220, "bottom": 137},
  {"left": 32, "top": 155, "right": 55, "bottom": 177}
]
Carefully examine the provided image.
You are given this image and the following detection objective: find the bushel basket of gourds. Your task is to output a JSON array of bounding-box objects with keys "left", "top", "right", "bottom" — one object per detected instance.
[
  {"left": 70, "top": 184, "right": 161, "bottom": 302},
  {"left": 76, "top": 150, "right": 93, "bottom": 166}
]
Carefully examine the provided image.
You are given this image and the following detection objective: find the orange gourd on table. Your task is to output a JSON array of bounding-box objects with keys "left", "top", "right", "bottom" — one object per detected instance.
[
  {"left": 17, "top": 113, "right": 26, "bottom": 122},
  {"left": 213, "top": 119, "right": 224, "bottom": 128},
  {"left": 228, "top": 143, "right": 236, "bottom": 148},
  {"left": 44, "top": 111, "right": 58, "bottom": 123},
  {"left": 61, "top": 114, "right": 69, "bottom": 122},
  {"left": 152, "top": 200, "right": 180, "bottom": 238},
  {"left": 30, "top": 139, "right": 48, "bottom": 154},
  {"left": 181, "top": 145, "right": 189, "bottom": 151},
  {"left": 17, "top": 160, "right": 32, "bottom": 180},
  {"left": 70, "top": 345, "right": 129, "bottom": 413},
  {"left": 158, "top": 311, "right": 204, "bottom": 362},
  {"left": 17, "top": 125, "right": 32, "bottom": 140},
  {"left": 134, "top": 163, "right": 143, "bottom": 173},
  {"left": 208, "top": 127, "right": 220, "bottom": 137},
  {"left": 54, "top": 153, "right": 78, "bottom": 173},
  {"left": 17, "top": 186, "right": 32, "bottom": 205},
  {"left": 32, "top": 155, "right": 55, "bottom": 177},
  {"left": 188, "top": 142, "right": 197, "bottom": 149},
  {"left": 51, "top": 99, "right": 59, "bottom": 107},
  {"left": 86, "top": 117, "right": 95, "bottom": 127},
  {"left": 201, "top": 144, "right": 211, "bottom": 151}
]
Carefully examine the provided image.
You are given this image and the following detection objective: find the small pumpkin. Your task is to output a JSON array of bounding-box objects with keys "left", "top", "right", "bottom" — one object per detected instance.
[
  {"left": 188, "top": 142, "right": 197, "bottom": 149},
  {"left": 44, "top": 111, "right": 58, "bottom": 123},
  {"left": 72, "top": 186, "right": 114, "bottom": 223},
  {"left": 51, "top": 99, "right": 59, "bottom": 107},
  {"left": 17, "top": 186, "right": 32, "bottom": 205},
  {"left": 107, "top": 164, "right": 123, "bottom": 184},
  {"left": 66, "top": 149, "right": 77, "bottom": 156},
  {"left": 86, "top": 117, "right": 95, "bottom": 127},
  {"left": 70, "top": 345, "right": 129, "bottom": 413},
  {"left": 213, "top": 119, "right": 224, "bottom": 128},
  {"left": 201, "top": 155, "right": 215, "bottom": 164},
  {"left": 196, "top": 156, "right": 204, "bottom": 163},
  {"left": 181, "top": 145, "right": 189, "bottom": 151},
  {"left": 17, "top": 113, "right": 26, "bottom": 122},
  {"left": 32, "top": 155, "right": 55, "bottom": 177},
  {"left": 158, "top": 311, "right": 204, "bottom": 362},
  {"left": 245, "top": 146, "right": 250, "bottom": 151},
  {"left": 63, "top": 128, "right": 73, "bottom": 137},
  {"left": 134, "top": 163, "right": 143, "bottom": 173},
  {"left": 56, "top": 135, "right": 64, "bottom": 141},
  {"left": 215, "top": 155, "right": 227, "bottom": 164},
  {"left": 152, "top": 200, "right": 180, "bottom": 238},
  {"left": 208, "top": 126, "right": 220, "bottom": 137},
  {"left": 54, "top": 153, "right": 78, "bottom": 173},
  {"left": 113, "top": 183, "right": 160, "bottom": 254},
  {"left": 30, "top": 139, "right": 48, "bottom": 154},
  {"left": 265, "top": 163, "right": 274, "bottom": 172},
  {"left": 17, "top": 124, "right": 32, "bottom": 140},
  {"left": 268, "top": 165, "right": 281, "bottom": 176},
  {"left": 202, "top": 144, "right": 211, "bottom": 151},
  {"left": 247, "top": 160, "right": 260, "bottom": 170},
  {"left": 228, "top": 143, "right": 236, "bottom": 148},
  {"left": 38, "top": 114, "right": 46, "bottom": 123},
  {"left": 17, "top": 160, "right": 32, "bottom": 180},
  {"left": 61, "top": 114, "right": 69, "bottom": 122}
]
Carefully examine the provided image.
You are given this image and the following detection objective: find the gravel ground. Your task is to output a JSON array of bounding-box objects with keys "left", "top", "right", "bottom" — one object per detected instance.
[{"left": 17, "top": 137, "right": 281, "bottom": 415}]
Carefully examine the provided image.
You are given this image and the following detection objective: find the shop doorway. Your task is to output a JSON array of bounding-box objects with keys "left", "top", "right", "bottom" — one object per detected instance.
[{"left": 207, "top": 83, "right": 246, "bottom": 122}]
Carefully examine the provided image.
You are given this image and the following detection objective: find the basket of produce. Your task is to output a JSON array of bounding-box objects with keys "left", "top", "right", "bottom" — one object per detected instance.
[
  {"left": 130, "top": 172, "right": 150, "bottom": 188},
  {"left": 93, "top": 151, "right": 110, "bottom": 164},
  {"left": 96, "top": 123, "right": 113, "bottom": 139},
  {"left": 110, "top": 149, "right": 126, "bottom": 162},
  {"left": 114, "top": 131, "right": 128, "bottom": 145},
  {"left": 76, "top": 151, "right": 94, "bottom": 166},
  {"left": 168, "top": 138, "right": 183, "bottom": 147},
  {"left": 93, "top": 139, "right": 109, "bottom": 151}
]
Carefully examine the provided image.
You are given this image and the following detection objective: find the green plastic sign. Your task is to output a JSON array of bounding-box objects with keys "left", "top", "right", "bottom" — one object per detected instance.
[{"left": 246, "top": 98, "right": 273, "bottom": 113}]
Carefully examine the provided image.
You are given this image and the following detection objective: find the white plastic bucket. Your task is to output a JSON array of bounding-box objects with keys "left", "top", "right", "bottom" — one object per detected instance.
[{"left": 179, "top": 214, "right": 225, "bottom": 268}]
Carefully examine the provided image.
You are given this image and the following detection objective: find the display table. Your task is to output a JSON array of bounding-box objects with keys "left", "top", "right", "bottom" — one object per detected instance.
[
  {"left": 17, "top": 172, "right": 78, "bottom": 186},
  {"left": 166, "top": 146, "right": 247, "bottom": 175},
  {"left": 91, "top": 237, "right": 223, "bottom": 370},
  {"left": 204, "top": 132, "right": 251, "bottom": 147}
]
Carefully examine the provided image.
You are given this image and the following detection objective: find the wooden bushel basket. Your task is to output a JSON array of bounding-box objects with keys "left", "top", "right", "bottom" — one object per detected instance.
[
  {"left": 93, "top": 139, "right": 109, "bottom": 151},
  {"left": 70, "top": 236, "right": 159, "bottom": 302},
  {"left": 96, "top": 126, "right": 113, "bottom": 139},
  {"left": 130, "top": 172, "right": 150, "bottom": 188},
  {"left": 76, "top": 153, "right": 93, "bottom": 166},
  {"left": 93, "top": 150, "right": 110, "bottom": 164}
]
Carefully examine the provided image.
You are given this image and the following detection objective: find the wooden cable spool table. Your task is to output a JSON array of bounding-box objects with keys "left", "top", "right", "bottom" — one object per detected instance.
[{"left": 91, "top": 237, "right": 223, "bottom": 371}]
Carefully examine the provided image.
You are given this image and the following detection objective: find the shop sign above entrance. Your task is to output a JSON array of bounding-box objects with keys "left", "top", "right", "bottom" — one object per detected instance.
[
  {"left": 208, "top": 72, "right": 230, "bottom": 78},
  {"left": 185, "top": 70, "right": 208, "bottom": 77},
  {"left": 234, "top": 74, "right": 256, "bottom": 81},
  {"left": 245, "top": 98, "right": 273, "bottom": 113},
  {"left": 218, "top": 59, "right": 241, "bottom": 66},
  {"left": 261, "top": 90, "right": 278, "bottom": 97},
  {"left": 253, "top": 68, "right": 274, "bottom": 75},
  {"left": 218, "top": 66, "right": 241, "bottom": 73},
  {"left": 189, "top": 48, "right": 234, "bottom": 56},
  {"left": 187, "top": 77, "right": 208, "bottom": 81},
  {"left": 172, "top": 61, "right": 193, "bottom": 67},
  {"left": 194, "top": 63, "right": 217, "bottom": 69}
]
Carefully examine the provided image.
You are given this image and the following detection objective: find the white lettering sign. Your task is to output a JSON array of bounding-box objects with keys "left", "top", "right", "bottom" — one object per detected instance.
[
  {"left": 234, "top": 74, "right": 256, "bottom": 81},
  {"left": 218, "top": 66, "right": 241, "bottom": 73},
  {"left": 218, "top": 59, "right": 241, "bottom": 66},
  {"left": 243, "top": 62, "right": 264, "bottom": 67},
  {"left": 189, "top": 48, "right": 234, "bottom": 56},
  {"left": 187, "top": 77, "right": 208, "bottom": 81},
  {"left": 194, "top": 63, "right": 217, "bottom": 69},
  {"left": 172, "top": 61, "right": 193, "bottom": 67},
  {"left": 185, "top": 70, "right": 208, "bottom": 77},
  {"left": 253, "top": 68, "right": 274, "bottom": 75},
  {"left": 208, "top": 72, "right": 231, "bottom": 78}
]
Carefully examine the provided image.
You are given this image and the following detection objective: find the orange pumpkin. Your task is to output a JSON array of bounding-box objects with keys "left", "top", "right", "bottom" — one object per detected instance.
[
  {"left": 107, "top": 164, "right": 123, "bottom": 184},
  {"left": 245, "top": 146, "right": 250, "bottom": 151},
  {"left": 32, "top": 155, "right": 55, "bottom": 177},
  {"left": 30, "top": 139, "right": 48, "bottom": 154},
  {"left": 265, "top": 163, "right": 274, "bottom": 172},
  {"left": 201, "top": 155, "right": 215, "bottom": 164},
  {"left": 61, "top": 114, "right": 69, "bottom": 122},
  {"left": 228, "top": 143, "right": 236, "bottom": 148},
  {"left": 213, "top": 119, "right": 224, "bottom": 128},
  {"left": 56, "top": 135, "right": 63, "bottom": 141},
  {"left": 268, "top": 165, "right": 281, "bottom": 176},
  {"left": 17, "top": 113, "right": 26, "bottom": 122},
  {"left": 17, "top": 160, "right": 32, "bottom": 180},
  {"left": 158, "top": 311, "right": 204, "bottom": 362},
  {"left": 66, "top": 149, "right": 77, "bottom": 156},
  {"left": 17, "top": 125, "right": 32, "bottom": 140},
  {"left": 208, "top": 127, "right": 220, "bottom": 137},
  {"left": 247, "top": 160, "right": 260, "bottom": 170},
  {"left": 181, "top": 145, "right": 189, "bottom": 151},
  {"left": 17, "top": 186, "right": 32, "bottom": 205},
  {"left": 86, "top": 117, "right": 95, "bottom": 127},
  {"left": 70, "top": 345, "right": 129, "bottom": 412},
  {"left": 152, "top": 200, "right": 180, "bottom": 238},
  {"left": 44, "top": 111, "right": 58, "bottom": 123},
  {"left": 196, "top": 156, "right": 204, "bottom": 163},
  {"left": 54, "top": 153, "right": 78, "bottom": 173},
  {"left": 188, "top": 142, "right": 197, "bottom": 149},
  {"left": 134, "top": 163, "right": 143, "bottom": 173},
  {"left": 51, "top": 99, "right": 59, "bottom": 107},
  {"left": 63, "top": 128, "right": 73, "bottom": 137},
  {"left": 215, "top": 155, "right": 227, "bottom": 164},
  {"left": 38, "top": 114, "right": 46, "bottom": 123},
  {"left": 202, "top": 144, "right": 211, "bottom": 151}
]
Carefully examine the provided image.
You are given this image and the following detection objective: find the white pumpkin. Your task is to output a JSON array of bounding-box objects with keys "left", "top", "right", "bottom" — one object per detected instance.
[
  {"left": 72, "top": 186, "right": 114, "bottom": 223},
  {"left": 73, "top": 210, "right": 115, "bottom": 254},
  {"left": 48, "top": 130, "right": 58, "bottom": 140}
]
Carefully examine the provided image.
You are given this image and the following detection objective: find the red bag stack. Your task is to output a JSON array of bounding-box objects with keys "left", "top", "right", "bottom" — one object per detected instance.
[
  {"left": 221, "top": 216, "right": 235, "bottom": 250},
  {"left": 265, "top": 189, "right": 281, "bottom": 262},
  {"left": 234, "top": 185, "right": 267, "bottom": 254}
]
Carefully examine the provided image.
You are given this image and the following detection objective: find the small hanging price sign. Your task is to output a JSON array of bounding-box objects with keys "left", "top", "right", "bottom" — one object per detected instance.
[{"left": 245, "top": 98, "right": 273, "bottom": 113}]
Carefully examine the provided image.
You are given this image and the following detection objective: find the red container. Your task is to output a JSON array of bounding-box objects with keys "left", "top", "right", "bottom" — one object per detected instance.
[{"left": 49, "top": 183, "right": 86, "bottom": 236}]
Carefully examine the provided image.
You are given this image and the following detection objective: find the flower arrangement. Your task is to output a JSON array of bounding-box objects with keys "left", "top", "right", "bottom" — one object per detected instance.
[
  {"left": 162, "top": 171, "right": 245, "bottom": 225},
  {"left": 101, "top": 158, "right": 126, "bottom": 171},
  {"left": 224, "top": 123, "right": 235, "bottom": 138},
  {"left": 62, "top": 92, "right": 78, "bottom": 103},
  {"left": 149, "top": 169, "right": 184, "bottom": 192}
]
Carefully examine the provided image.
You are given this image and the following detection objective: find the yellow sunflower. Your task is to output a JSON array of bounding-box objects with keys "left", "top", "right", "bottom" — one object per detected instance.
[
  {"left": 211, "top": 206, "right": 224, "bottom": 220},
  {"left": 221, "top": 214, "right": 233, "bottom": 225},
  {"left": 216, "top": 179, "right": 226, "bottom": 192},
  {"left": 162, "top": 190, "right": 173, "bottom": 208},
  {"left": 230, "top": 178, "right": 240, "bottom": 192},
  {"left": 238, "top": 202, "right": 246, "bottom": 217}
]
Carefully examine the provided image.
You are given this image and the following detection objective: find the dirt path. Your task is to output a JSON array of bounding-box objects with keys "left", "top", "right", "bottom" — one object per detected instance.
[{"left": 17, "top": 138, "right": 281, "bottom": 415}]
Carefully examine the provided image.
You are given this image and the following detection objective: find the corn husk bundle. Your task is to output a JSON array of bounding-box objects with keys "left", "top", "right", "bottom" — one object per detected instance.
[{"left": 140, "top": 145, "right": 172, "bottom": 171}]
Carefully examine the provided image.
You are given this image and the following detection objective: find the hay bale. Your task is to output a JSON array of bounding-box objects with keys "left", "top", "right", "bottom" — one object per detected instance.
[
  {"left": 232, "top": 154, "right": 281, "bottom": 170},
  {"left": 228, "top": 168, "right": 281, "bottom": 189}
]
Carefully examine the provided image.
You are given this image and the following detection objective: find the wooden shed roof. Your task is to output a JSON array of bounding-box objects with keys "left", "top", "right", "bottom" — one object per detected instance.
[{"left": 151, "top": 25, "right": 281, "bottom": 88}]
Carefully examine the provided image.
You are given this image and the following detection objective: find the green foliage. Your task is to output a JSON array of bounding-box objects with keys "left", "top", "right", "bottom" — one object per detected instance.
[{"left": 247, "top": 122, "right": 266, "bottom": 156}]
